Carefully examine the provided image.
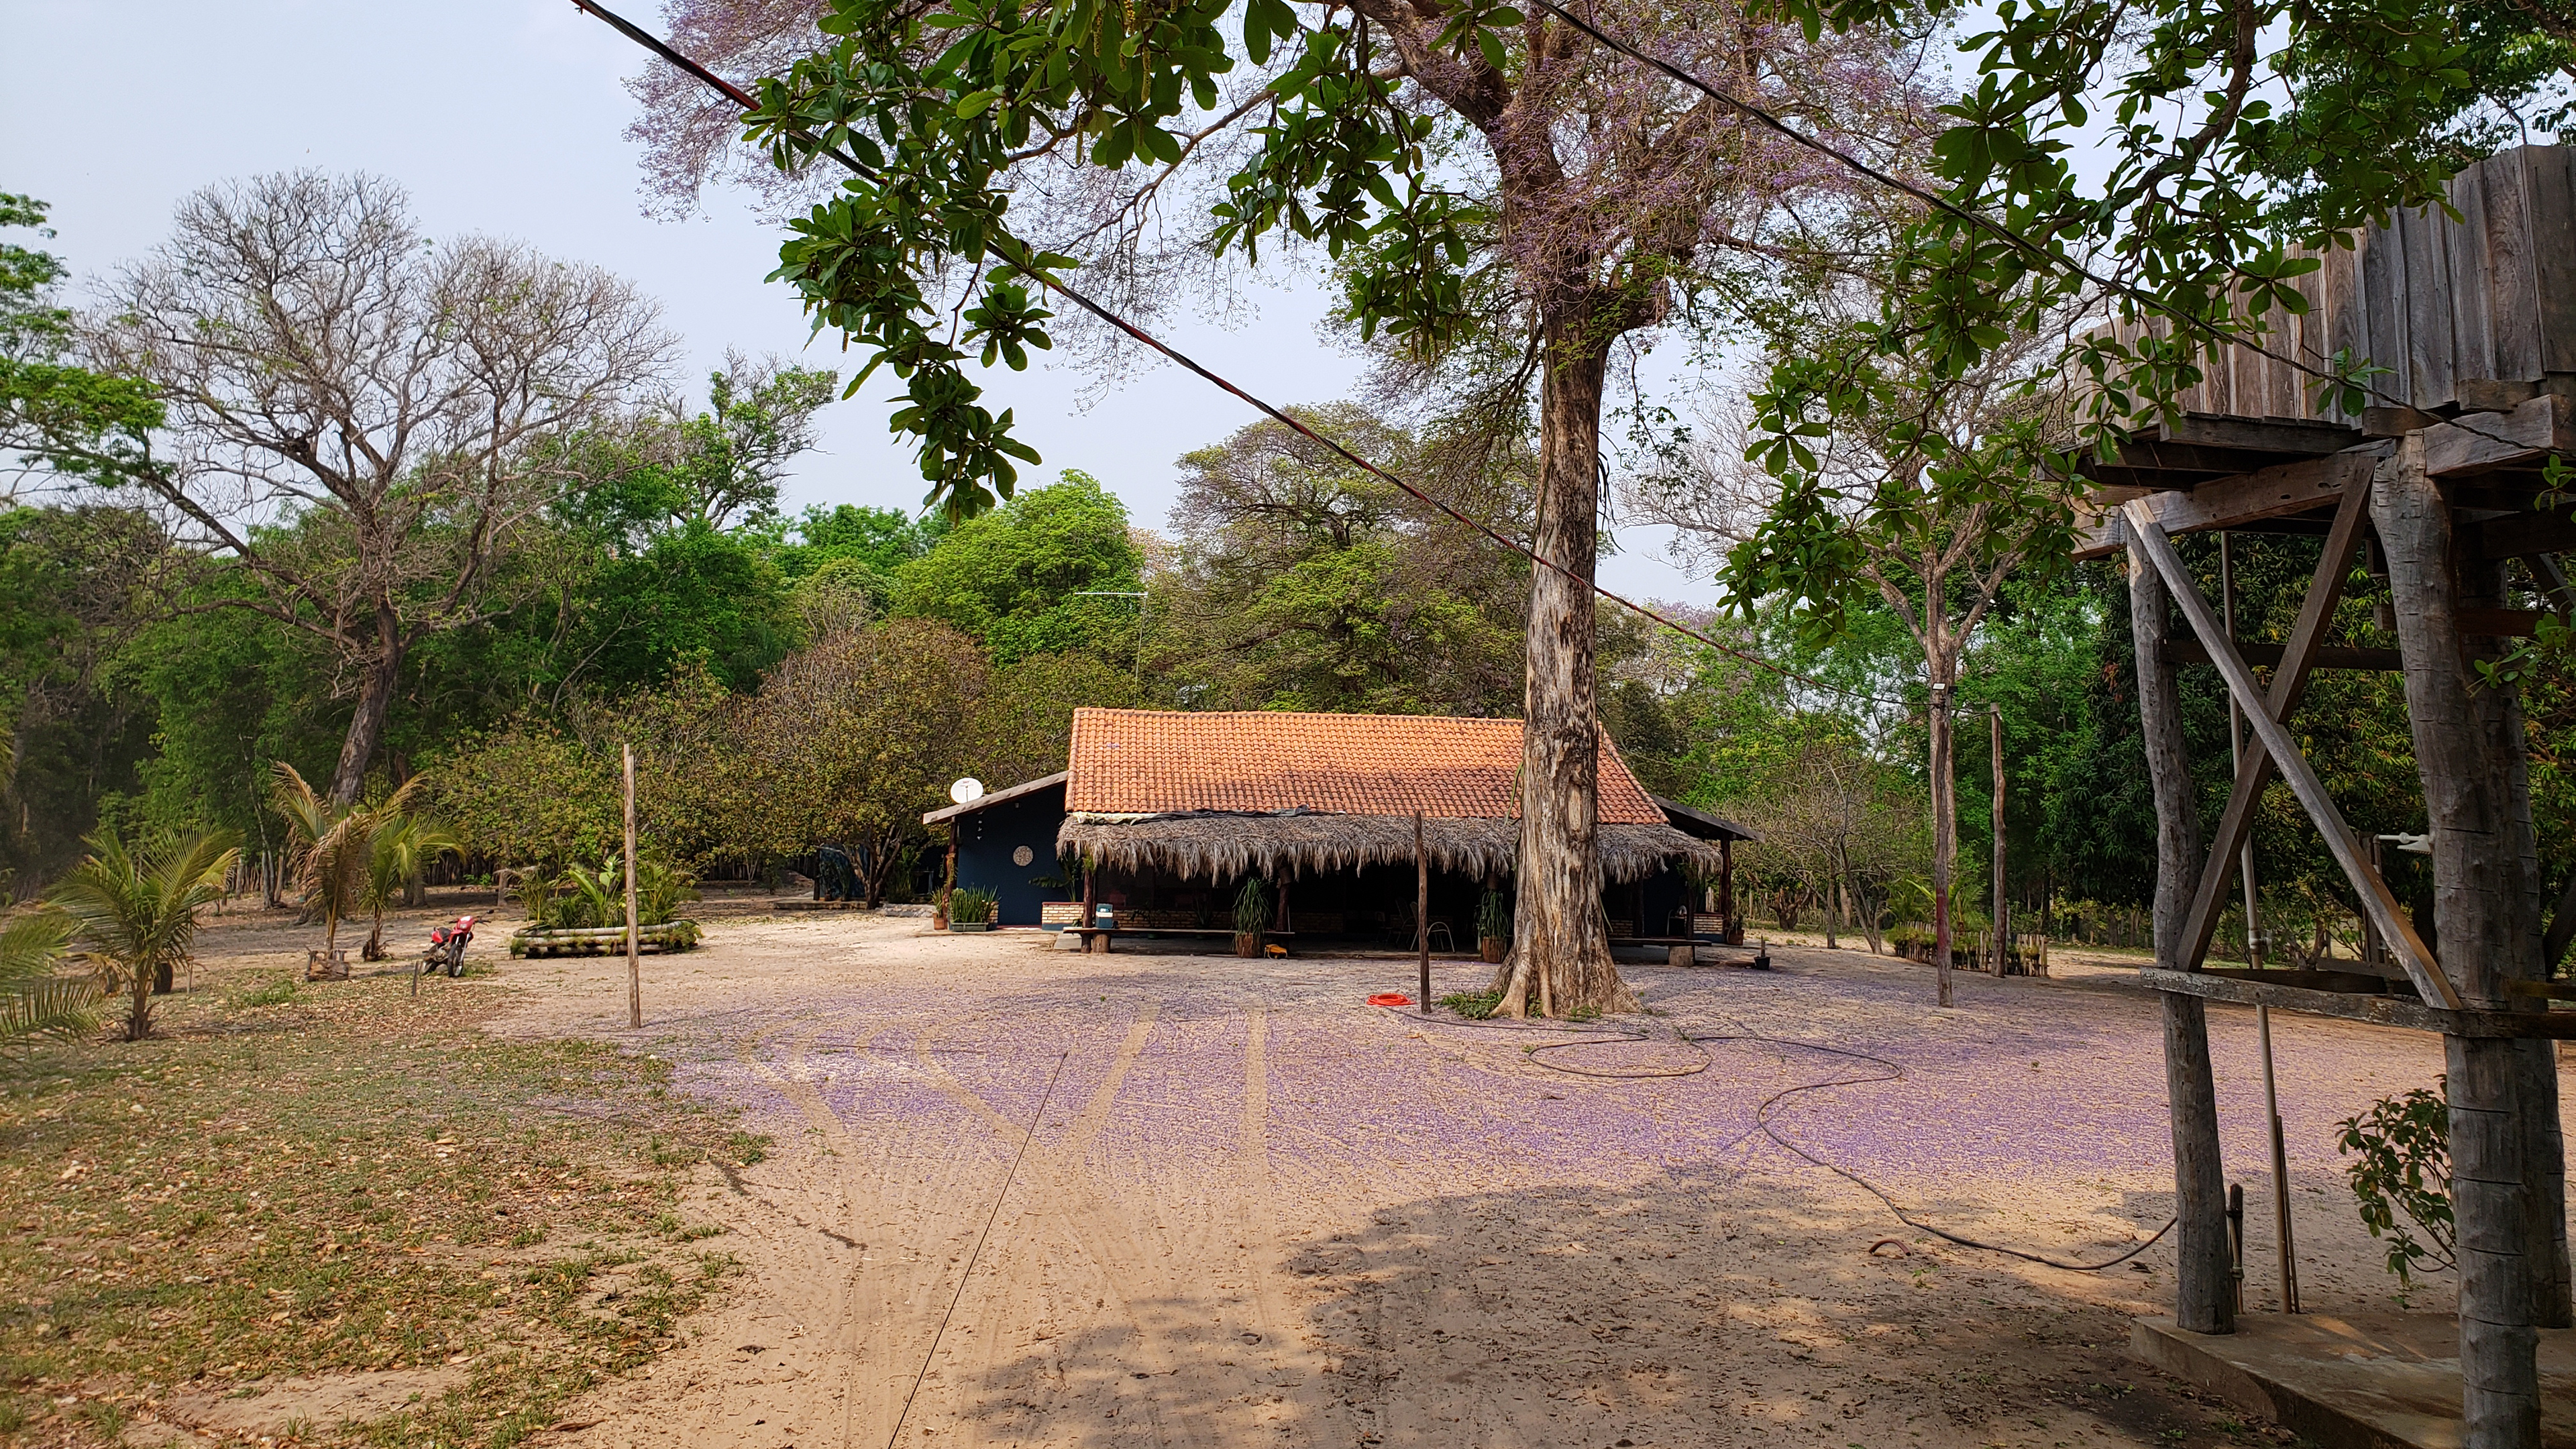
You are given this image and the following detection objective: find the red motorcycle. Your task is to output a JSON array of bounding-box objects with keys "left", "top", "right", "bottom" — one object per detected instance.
[{"left": 423, "top": 916, "right": 477, "bottom": 977}]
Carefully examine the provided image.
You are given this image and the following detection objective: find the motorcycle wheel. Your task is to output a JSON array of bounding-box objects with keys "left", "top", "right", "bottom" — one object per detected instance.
[{"left": 445, "top": 949, "right": 466, "bottom": 978}]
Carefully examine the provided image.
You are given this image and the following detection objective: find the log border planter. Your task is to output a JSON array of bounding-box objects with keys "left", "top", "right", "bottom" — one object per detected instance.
[{"left": 509, "top": 921, "right": 701, "bottom": 958}]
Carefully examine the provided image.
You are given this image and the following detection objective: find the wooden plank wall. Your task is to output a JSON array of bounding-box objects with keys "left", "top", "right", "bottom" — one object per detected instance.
[{"left": 2110, "top": 146, "right": 2576, "bottom": 423}]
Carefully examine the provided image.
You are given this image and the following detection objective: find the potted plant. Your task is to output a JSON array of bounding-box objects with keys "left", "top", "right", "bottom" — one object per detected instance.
[
  {"left": 949, "top": 888, "right": 998, "bottom": 932},
  {"left": 1232, "top": 877, "right": 1270, "bottom": 957},
  {"left": 1476, "top": 887, "right": 1511, "bottom": 964}
]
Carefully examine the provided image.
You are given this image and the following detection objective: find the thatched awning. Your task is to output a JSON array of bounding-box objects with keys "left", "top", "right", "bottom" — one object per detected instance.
[{"left": 1056, "top": 810, "right": 1723, "bottom": 885}]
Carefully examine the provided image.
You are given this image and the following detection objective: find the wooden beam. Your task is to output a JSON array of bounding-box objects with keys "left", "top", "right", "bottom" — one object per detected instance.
[
  {"left": 2177, "top": 479, "right": 2374, "bottom": 973},
  {"left": 2155, "top": 415, "right": 2365, "bottom": 454},
  {"left": 2162, "top": 639, "right": 2406, "bottom": 672},
  {"left": 2363, "top": 405, "right": 2445, "bottom": 437},
  {"left": 2458, "top": 378, "right": 2544, "bottom": 412},
  {"left": 2123, "top": 500, "right": 2466, "bottom": 1010},
  {"left": 2477, "top": 508, "right": 2576, "bottom": 561},
  {"left": 2118, "top": 439, "right": 2302, "bottom": 474},
  {"left": 2422, "top": 392, "right": 2576, "bottom": 477},
  {"left": 2075, "top": 448, "right": 2385, "bottom": 559},
  {"left": 2141, "top": 969, "right": 2576, "bottom": 1038}
]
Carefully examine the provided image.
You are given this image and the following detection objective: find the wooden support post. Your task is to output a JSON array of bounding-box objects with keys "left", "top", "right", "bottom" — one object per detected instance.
[
  {"left": 2130, "top": 545, "right": 2235, "bottom": 1335},
  {"left": 1991, "top": 702, "right": 2007, "bottom": 974},
  {"left": 2373, "top": 436, "right": 2567, "bottom": 1444},
  {"left": 623, "top": 743, "right": 641, "bottom": 1031},
  {"left": 1416, "top": 812, "right": 1430, "bottom": 1009}
]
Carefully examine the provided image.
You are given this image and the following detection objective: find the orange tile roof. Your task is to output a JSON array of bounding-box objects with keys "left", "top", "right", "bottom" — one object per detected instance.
[{"left": 1064, "top": 708, "right": 1667, "bottom": 822}]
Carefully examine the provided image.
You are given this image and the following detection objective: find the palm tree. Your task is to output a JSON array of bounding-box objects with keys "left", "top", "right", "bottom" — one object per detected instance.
[
  {"left": 271, "top": 762, "right": 424, "bottom": 962},
  {"left": 0, "top": 910, "right": 101, "bottom": 1049},
  {"left": 48, "top": 827, "right": 240, "bottom": 1040},
  {"left": 360, "top": 812, "right": 460, "bottom": 961}
]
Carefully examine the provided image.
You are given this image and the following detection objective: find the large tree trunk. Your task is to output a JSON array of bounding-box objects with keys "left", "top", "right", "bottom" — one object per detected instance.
[
  {"left": 2131, "top": 547, "right": 2234, "bottom": 1334},
  {"left": 2374, "top": 441, "right": 2560, "bottom": 1444},
  {"left": 327, "top": 608, "right": 405, "bottom": 805},
  {"left": 1493, "top": 301, "right": 1633, "bottom": 1019}
]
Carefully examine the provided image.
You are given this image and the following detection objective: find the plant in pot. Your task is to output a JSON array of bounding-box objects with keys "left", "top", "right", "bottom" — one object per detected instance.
[
  {"left": 1476, "top": 887, "right": 1511, "bottom": 964},
  {"left": 949, "top": 888, "right": 998, "bottom": 932},
  {"left": 1233, "top": 877, "right": 1270, "bottom": 957}
]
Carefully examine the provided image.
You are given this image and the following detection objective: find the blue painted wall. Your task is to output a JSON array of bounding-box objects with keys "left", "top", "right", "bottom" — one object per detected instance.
[{"left": 951, "top": 780, "right": 1071, "bottom": 926}]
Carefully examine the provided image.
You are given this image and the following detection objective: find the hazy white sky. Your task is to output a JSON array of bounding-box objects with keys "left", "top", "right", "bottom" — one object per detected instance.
[{"left": 1, "top": 0, "right": 1708, "bottom": 596}]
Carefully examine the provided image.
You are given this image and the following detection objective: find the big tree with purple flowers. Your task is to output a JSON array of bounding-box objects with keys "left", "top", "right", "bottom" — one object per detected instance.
[{"left": 640, "top": 0, "right": 1930, "bottom": 1014}]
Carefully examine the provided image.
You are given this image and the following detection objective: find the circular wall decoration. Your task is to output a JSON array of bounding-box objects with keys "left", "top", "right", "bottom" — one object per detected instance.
[{"left": 1012, "top": 845, "right": 1035, "bottom": 867}]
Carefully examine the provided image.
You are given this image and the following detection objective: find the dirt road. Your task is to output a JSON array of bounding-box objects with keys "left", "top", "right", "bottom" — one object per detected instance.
[{"left": 474, "top": 912, "right": 2510, "bottom": 1449}]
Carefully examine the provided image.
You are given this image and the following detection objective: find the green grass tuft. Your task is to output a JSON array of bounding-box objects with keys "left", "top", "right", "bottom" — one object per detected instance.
[{"left": 1438, "top": 991, "right": 1503, "bottom": 1020}]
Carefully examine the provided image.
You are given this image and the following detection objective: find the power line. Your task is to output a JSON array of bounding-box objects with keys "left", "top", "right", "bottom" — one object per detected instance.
[{"left": 561, "top": 0, "right": 1911, "bottom": 708}]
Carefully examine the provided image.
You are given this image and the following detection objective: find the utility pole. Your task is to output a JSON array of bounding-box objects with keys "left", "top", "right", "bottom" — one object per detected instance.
[
  {"left": 1991, "top": 702, "right": 2007, "bottom": 974},
  {"left": 2220, "top": 533, "right": 2297, "bottom": 1311},
  {"left": 2219, "top": 533, "right": 2261, "bottom": 966}
]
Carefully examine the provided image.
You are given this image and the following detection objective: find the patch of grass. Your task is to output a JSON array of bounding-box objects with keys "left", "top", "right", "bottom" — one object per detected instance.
[
  {"left": 227, "top": 974, "right": 299, "bottom": 1008},
  {"left": 1566, "top": 1004, "right": 1603, "bottom": 1023},
  {"left": 1438, "top": 991, "right": 1503, "bottom": 1020},
  {"left": 0, "top": 963, "right": 752, "bottom": 1447},
  {"left": 724, "top": 1130, "right": 770, "bottom": 1166}
]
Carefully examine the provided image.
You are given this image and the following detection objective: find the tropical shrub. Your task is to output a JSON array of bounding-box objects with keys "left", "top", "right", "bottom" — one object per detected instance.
[
  {"left": 526, "top": 855, "right": 696, "bottom": 930},
  {"left": 48, "top": 827, "right": 239, "bottom": 1039},
  {"left": 948, "top": 888, "right": 996, "bottom": 925},
  {"left": 2337, "top": 1084, "right": 2455, "bottom": 1285}
]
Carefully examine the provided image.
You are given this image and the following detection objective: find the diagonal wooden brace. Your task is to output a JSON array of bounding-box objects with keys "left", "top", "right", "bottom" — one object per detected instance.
[
  {"left": 2123, "top": 500, "right": 2463, "bottom": 1011},
  {"left": 2177, "top": 475, "right": 2376, "bottom": 972}
]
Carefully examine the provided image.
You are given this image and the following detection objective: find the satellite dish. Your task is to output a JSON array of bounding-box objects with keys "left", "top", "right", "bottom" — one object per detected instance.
[{"left": 949, "top": 777, "right": 986, "bottom": 804}]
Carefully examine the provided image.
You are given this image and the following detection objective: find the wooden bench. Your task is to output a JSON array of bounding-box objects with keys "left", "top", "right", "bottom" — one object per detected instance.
[
  {"left": 1064, "top": 927, "right": 1296, "bottom": 955},
  {"left": 1612, "top": 936, "right": 1772, "bottom": 969}
]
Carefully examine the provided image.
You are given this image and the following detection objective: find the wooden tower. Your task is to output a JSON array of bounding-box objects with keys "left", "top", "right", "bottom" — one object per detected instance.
[{"left": 2079, "top": 144, "right": 2576, "bottom": 1448}]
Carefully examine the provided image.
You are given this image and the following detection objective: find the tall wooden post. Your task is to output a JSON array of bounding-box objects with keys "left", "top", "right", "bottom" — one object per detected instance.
[
  {"left": 2256, "top": 1004, "right": 2300, "bottom": 1310},
  {"left": 1415, "top": 812, "right": 1430, "bottom": 1008},
  {"left": 2220, "top": 532, "right": 2263, "bottom": 965},
  {"left": 1717, "top": 837, "right": 1735, "bottom": 943},
  {"left": 1990, "top": 702, "right": 2007, "bottom": 973},
  {"left": 1081, "top": 857, "right": 1102, "bottom": 954},
  {"left": 623, "top": 743, "right": 641, "bottom": 1031},
  {"left": 2375, "top": 439, "right": 2563, "bottom": 1444},
  {"left": 1929, "top": 681, "right": 1956, "bottom": 1008},
  {"left": 2130, "top": 546, "right": 2234, "bottom": 1334}
]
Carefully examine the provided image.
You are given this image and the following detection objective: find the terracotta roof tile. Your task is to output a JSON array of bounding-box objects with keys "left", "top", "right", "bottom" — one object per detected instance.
[{"left": 1063, "top": 708, "right": 1666, "bottom": 823}]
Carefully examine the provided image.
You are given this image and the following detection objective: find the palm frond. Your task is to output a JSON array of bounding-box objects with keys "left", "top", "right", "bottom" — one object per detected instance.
[
  {"left": 0, "top": 912, "right": 71, "bottom": 981},
  {"left": 269, "top": 761, "right": 335, "bottom": 849},
  {"left": 0, "top": 974, "right": 103, "bottom": 1049}
]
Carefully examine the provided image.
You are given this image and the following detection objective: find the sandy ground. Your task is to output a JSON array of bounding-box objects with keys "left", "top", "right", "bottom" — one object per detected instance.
[{"left": 189, "top": 900, "right": 2571, "bottom": 1448}]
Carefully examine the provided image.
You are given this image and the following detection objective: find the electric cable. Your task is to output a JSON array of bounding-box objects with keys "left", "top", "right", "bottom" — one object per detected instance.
[
  {"left": 1383, "top": 996, "right": 2178, "bottom": 1270},
  {"left": 883, "top": 1047, "right": 1069, "bottom": 1449},
  {"left": 1527, "top": 0, "right": 2567, "bottom": 461},
  {"left": 561, "top": 0, "right": 1912, "bottom": 708}
]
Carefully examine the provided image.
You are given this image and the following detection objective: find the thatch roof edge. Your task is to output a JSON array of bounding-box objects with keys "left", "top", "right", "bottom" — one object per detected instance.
[{"left": 1055, "top": 812, "right": 1720, "bottom": 884}]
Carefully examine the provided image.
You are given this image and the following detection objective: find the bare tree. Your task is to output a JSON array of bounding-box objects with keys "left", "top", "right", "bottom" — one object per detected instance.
[{"left": 83, "top": 172, "right": 678, "bottom": 802}]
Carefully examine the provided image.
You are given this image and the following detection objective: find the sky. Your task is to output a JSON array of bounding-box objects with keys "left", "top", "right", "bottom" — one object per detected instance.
[{"left": 0, "top": 0, "right": 1713, "bottom": 600}]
